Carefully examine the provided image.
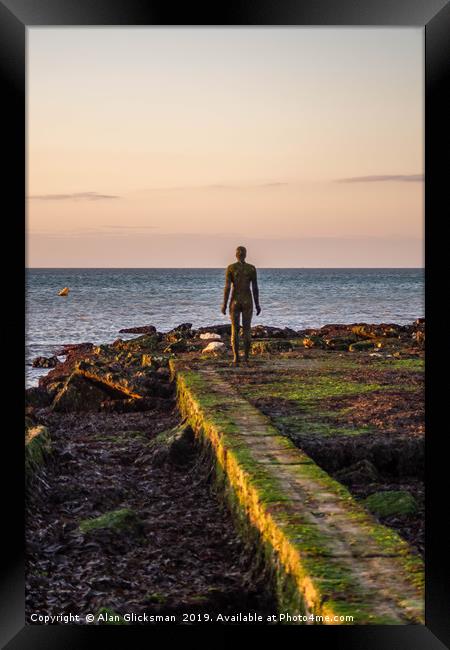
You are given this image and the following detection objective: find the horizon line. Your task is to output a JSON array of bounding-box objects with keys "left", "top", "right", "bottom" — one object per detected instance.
[{"left": 26, "top": 266, "right": 424, "bottom": 270}]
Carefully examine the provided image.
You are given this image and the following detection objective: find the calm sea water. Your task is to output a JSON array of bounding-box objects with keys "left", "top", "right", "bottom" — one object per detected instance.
[{"left": 26, "top": 268, "right": 424, "bottom": 387}]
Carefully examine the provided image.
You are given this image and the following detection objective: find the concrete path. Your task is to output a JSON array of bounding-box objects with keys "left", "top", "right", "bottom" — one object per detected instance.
[{"left": 172, "top": 360, "right": 424, "bottom": 625}]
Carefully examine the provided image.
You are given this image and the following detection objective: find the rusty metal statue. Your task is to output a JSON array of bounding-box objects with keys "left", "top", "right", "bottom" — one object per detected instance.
[{"left": 221, "top": 246, "right": 261, "bottom": 365}]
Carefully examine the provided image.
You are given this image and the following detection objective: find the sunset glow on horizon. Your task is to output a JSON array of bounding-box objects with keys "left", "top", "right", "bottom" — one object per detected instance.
[{"left": 27, "top": 27, "right": 424, "bottom": 267}]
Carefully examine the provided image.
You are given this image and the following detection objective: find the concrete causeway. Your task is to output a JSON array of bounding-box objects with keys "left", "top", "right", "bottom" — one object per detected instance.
[{"left": 170, "top": 359, "right": 424, "bottom": 625}]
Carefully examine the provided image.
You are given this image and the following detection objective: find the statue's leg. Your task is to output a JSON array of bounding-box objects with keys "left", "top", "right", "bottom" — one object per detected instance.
[
  {"left": 242, "top": 303, "right": 253, "bottom": 361},
  {"left": 230, "top": 302, "right": 240, "bottom": 364}
]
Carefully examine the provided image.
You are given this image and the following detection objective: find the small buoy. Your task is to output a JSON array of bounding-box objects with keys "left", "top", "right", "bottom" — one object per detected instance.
[{"left": 58, "top": 287, "right": 70, "bottom": 296}]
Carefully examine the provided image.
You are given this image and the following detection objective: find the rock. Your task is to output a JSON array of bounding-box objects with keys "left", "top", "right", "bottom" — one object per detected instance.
[
  {"left": 58, "top": 287, "right": 69, "bottom": 296},
  {"left": 251, "top": 340, "right": 293, "bottom": 354},
  {"left": 57, "top": 342, "right": 94, "bottom": 355},
  {"left": 129, "top": 334, "right": 160, "bottom": 351},
  {"left": 119, "top": 324, "right": 157, "bottom": 334},
  {"left": 351, "top": 324, "right": 378, "bottom": 339},
  {"left": 150, "top": 425, "right": 196, "bottom": 467},
  {"left": 201, "top": 341, "right": 226, "bottom": 354},
  {"left": 52, "top": 372, "right": 111, "bottom": 412},
  {"left": 348, "top": 340, "right": 375, "bottom": 352},
  {"left": 196, "top": 324, "right": 231, "bottom": 336},
  {"left": 334, "top": 459, "right": 379, "bottom": 484},
  {"left": 79, "top": 508, "right": 143, "bottom": 535},
  {"left": 93, "top": 344, "right": 110, "bottom": 355},
  {"left": 25, "top": 425, "right": 51, "bottom": 476},
  {"left": 199, "top": 332, "right": 222, "bottom": 340},
  {"left": 302, "top": 335, "right": 324, "bottom": 349},
  {"left": 141, "top": 354, "right": 157, "bottom": 368},
  {"left": 25, "top": 386, "right": 53, "bottom": 408},
  {"left": 373, "top": 338, "right": 403, "bottom": 349},
  {"left": 351, "top": 323, "right": 405, "bottom": 340},
  {"left": 412, "top": 330, "right": 425, "bottom": 345},
  {"left": 164, "top": 339, "right": 187, "bottom": 353},
  {"left": 250, "top": 325, "right": 298, "bottom": 339},
  {"left": 151, "top": 355, "right": 170, "bottom": 368},
  {"left": 323, "top": 337, "right": 356, "bottom": 351},
  {"left": 363, "top": 490, "right": 418, "bottom": 517},
  {"left": 32, "top": 355, "right": 59, "bottom": 368},
  {"left": 165, "top": 323, "right": 193, "bottom": 339}
]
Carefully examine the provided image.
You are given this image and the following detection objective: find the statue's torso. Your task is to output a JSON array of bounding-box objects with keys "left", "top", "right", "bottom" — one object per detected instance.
[{"left": 228, "top": 262, "right": 255, "bottom": 304}]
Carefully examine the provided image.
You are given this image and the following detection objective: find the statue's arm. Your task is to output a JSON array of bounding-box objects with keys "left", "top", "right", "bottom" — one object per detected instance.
[
  {"left": 252, "top": 268, "right": 261, "bottom": 314},
  {"left": 222, "top": 266, "right": 232, "bottom": 314}
]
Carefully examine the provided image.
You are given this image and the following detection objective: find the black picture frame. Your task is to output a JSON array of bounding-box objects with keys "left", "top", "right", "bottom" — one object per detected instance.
[{"left": 2, "top": 0, "right": 448, "bottom": 647}]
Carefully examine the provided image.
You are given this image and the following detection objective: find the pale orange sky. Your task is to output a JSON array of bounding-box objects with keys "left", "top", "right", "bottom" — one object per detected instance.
[{"left": 27, "top": 28, "right": 424, "bottom": 267}]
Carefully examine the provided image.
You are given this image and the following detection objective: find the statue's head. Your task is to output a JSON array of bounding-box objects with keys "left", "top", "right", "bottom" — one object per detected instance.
[{"left": 236, "top": 246, "right": 247, "bottom": 262}]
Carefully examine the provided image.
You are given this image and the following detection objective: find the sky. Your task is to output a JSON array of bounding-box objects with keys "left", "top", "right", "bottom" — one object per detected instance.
[{"left": 27, "top": 28, "right": 424, "bottom": 267}]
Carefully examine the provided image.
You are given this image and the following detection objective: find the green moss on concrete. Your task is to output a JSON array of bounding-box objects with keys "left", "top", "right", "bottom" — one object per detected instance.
[
  {"left": 25, "top": 426, "right": 51, "bottom": 474},
  {"left": 277, "top": 413, "right": 373, "bottom": 438},
  {"left": 79, "top": 508, "right": 142, "bottom": 534},
  {"left": 384, "top": 358, "right": 424, "bottom": 371},
  {"left": 173, "top": 363, "right": 424, "bottom": 623},
  {"left": 242, "top": 376, "right": 383, "bottom": 409},
  {"left": 363, "top": 490, "right": 418, "bottom": 517}
]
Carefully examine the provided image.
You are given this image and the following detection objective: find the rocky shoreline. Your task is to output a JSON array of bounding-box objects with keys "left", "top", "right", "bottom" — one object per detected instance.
[
  {"left": 26, "top": 318, "right": 424, "bottom": 417},
  {"left": 25, "top": 318, "right": 424, "bottom": 623}
]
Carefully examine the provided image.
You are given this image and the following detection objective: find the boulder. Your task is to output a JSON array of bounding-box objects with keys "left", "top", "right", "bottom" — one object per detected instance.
[
  {"left": 52, "top": 372, "right": 111, "bottom": 412},
  {"left": 164, "top": 339, "right": 187, "bottom": 353},
  {"left": 56, "top": 342, "right": 94, "bottom": 355},
  {"left": 349, "top": 340, "right": 375, "bottom": 352},
  {"left": 150, "top": 425, "right": 196, "bottom": 467},
  {"left": 196, "top": 324, "right": 231, "bottom": 336},
  {"left": 323, "top": 336, "right": 356, "bottom": 351},
  {"left": 32, "top": 355, "right": 59, "bottom": 368},
  {"left": 373, "top": 338, "right": 403, "bottom": 349},
  {"left": 119, "top": 324, "right": 157, "bottom": 334},
  {"left": 412, "top": 330, "right": 425, "bottom": 345},
  {"left": 252, "top": 340, "right": 293, "bottom": 354},
  {"left": 251, "top": 325, "right": 297, "bottom": 339},
  {"left": 165, "top": 323, "right": 193, "bottom": 339},
  {"left": 129, "top": 334, "right": 160, "bottom": 351},
  {"left": 25, "top": 425, "right": 52, "bottom": 476},
  {"left": 351, "top": 323, "right": 405, "bottom": 340},
  {"left": 202, "top": 341, "right": 226, "bottom": 354},
  {"left": 141, "top": 354, "right": 158, "bottom": 368},
  {"left": 199, "top": 332, "right": 222, "bottom": 340},
  {"left": 26, "top": 386, "right": 53, "bottom": 408},
  {"left": 302, "top": 335, "right": 325, "bottom": 349},
  {"left": 335, "top": 459, "right": 379, "bottom": 484},
  {"left": 351, "top": 324, "right": 378, "bottom": 339}
]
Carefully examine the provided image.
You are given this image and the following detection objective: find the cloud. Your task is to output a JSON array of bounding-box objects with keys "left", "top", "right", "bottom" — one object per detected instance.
[
  {"left": 28, "top": 225, "right": 157, "bottom": 238},
  {"left": 336, "top": 174, "right": 424, "bottom": 184},
  {"left": 27, "top": 191, "right": 120, "bottom": 201},
  {"left": 102, "top": 225, "right": 156, "bottom": 230},
  {"left": 135, "top": 181, "right": 291, "bottom": 193}
]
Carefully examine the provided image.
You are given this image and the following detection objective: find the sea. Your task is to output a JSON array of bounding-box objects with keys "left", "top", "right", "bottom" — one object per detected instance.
[{"left": 26, "top": 268, "right": 424, "bottom": 387}]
